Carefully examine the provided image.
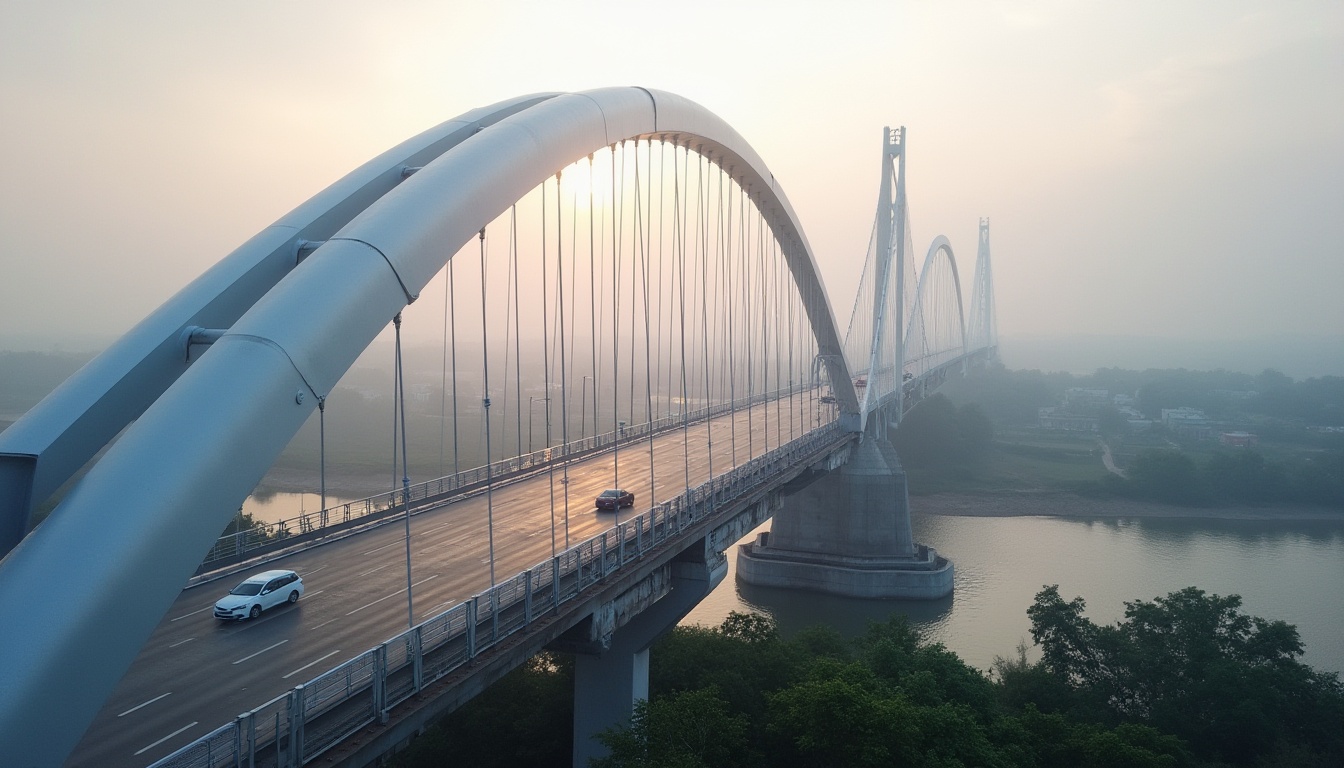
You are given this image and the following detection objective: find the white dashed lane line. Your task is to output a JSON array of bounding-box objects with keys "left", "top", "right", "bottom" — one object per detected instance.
[
  {"left": 283, "top": 650, "right": 342, "bottom": 680},
  {"left": 134, "top": 721, "right": 198, "bottom": 756},
  {"left": 232, "top": 640, "right": 288, "bottom": 665},
  {"left": 346, "top": 575, "right": 439, "bottom": 616},
  {"left": 118, "top": 692, "right": 171, "bottom": 717},
  {"left": 170, "top": 605, "right": 213, "bottom": 622}
]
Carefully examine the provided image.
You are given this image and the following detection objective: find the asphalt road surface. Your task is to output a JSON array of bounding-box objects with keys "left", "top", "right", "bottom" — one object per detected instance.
[{"left": 66, "top": 394, "right": 832, "bottom": 767}]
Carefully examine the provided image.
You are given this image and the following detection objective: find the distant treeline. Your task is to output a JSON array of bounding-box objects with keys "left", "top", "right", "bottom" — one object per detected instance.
[
  {"left": 0, "top": 350, "right": 93, "bottom": 416},
  {"left": 941, "top": 364, "right": 1344, "bottom": 428},
  {"left": 1105, "top": 447, "right": 1344, "bottom": 508},
  {"left": 389, "top": 587, "right": 1344, "bottom": 768}
]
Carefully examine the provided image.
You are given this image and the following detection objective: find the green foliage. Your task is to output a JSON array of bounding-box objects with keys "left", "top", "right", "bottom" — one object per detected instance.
[
  {"left": 608, "top": 611, "right": 1196, "bottom": 768},
  {"left": 595, "top": 688, "right": 752, "bottom": 768},
  {"left": 1106, "top": 447, "right": 1344, "bottom": 508},
  {"left": 893, "top": 393, "right": 995, "bottom": 470},
  {"left": 220, "top": 509, "right": 290, "bottom": 543},
  {"left": 1026, "top": 585, "right": 1344, "bottom": 766},
  {"left": 1125, "top": 450, "right": 1201, "bottom": 504},
  {"left": 388, "top": 653, "right": 572, "bottom": 768},
  {"left": 391, "top": 596, "right": 1340, "bottom": 768}
]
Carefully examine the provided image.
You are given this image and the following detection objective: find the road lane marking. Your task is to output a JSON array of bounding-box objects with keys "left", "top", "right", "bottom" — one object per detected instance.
[
  {"left": 304, "top": 565, "right": 328, "bottom": 576},
  {"left": 362, "top": 540, "right": 404, "bottom": 556},
  {"left": 346, "top": 575, "right": 439, "bottom": 616},
  {"left": 134, "top": 721, "right": 198, "bottom": 756},
  {"left": 232, "top": 640, "right": 288, "bottom": 665},
  {"left": 309, "top": 618, "right": 340, "bottom": 632},
  {"left": 119, "top": 692, "right": 172, "bottom": 717},
  {"left": 283, "top": 650, "right": 342, "bottom": 679},
  {"left": 168, "top": 638, "right": 195, "bottom": 649},
  {"left": 360, "top": 562, "right": 396, "bottom": 576},
  {"left": 170, "top": 605, "right": 213, "bottom": 622}
]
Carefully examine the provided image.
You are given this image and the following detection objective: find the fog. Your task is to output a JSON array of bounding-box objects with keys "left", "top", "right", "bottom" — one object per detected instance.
[{"left": 2, "top": 1, "right": 1341, "bottom": 376}]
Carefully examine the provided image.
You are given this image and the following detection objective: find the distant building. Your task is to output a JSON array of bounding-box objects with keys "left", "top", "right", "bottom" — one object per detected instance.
[
  {"left": 1038, "top": 406, "right": 1099, "bottom": 432},
  {"left": 1065, "top": 388, "right": 1110, "bottom": 408},
  {"left": 1112, "top": 393, "right": 1135, "bottom": 407},
  {"left": 1219, "top": 431, "right": 1258, "bottom": 448},
  {"left": 1162, "top": 407, "right": 1211, "bottom": 439}
]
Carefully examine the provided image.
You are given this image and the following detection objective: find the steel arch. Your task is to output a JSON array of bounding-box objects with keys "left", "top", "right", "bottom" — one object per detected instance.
[
  {"left": 903, "top": 235, "right": 968, "bottom": 375},
  {"left": 0, "top": 87, "right": 858, "bottom": 765}
]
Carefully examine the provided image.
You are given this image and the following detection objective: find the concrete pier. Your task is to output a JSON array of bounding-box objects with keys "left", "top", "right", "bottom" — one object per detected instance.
[
  {"left": 562, "top": 545, "right": 728, "bottom": 767},
  {"left": 737, "top": 437, "right": 953, "bottom": 599}
]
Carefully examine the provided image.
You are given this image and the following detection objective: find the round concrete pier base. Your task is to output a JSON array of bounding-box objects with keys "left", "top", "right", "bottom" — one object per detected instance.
[{"left": 737, "top": 532, "right": 954, "bottom": 599}]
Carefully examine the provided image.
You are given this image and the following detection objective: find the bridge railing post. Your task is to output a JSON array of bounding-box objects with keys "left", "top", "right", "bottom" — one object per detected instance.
[
  {"left": 489, "top": 589, "right": 499, "bottom": 647},
  {"left": 373, "top": 643, "right": 388, "bottom": 723},
  {"left": 524, "top": 569, "right": 533, "bottom": 624},
  {"left": 286, "top": 684, "right": 305, "bottom": 767},
  {"left": 466, "top": 598, "right": 477, "bottom": 659},
  {"left": 236, "top": 711, "right": 253, "bottom": 768},
  {"left": 552, "top": 557, "right": 561, "bottom": 609}
]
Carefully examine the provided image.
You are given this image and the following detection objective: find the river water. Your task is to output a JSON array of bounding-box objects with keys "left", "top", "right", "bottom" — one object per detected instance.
[
  {"left": 682, "top": 513, "right": 1344, "bottom": 676},
  {"left": 247, "top": 491, "right": 1344, "bottom": 675}
]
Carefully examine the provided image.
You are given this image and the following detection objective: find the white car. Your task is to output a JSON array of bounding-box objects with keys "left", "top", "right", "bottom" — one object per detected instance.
[{"left": 214, "top": 569, "right": 304, "bottom": 621}]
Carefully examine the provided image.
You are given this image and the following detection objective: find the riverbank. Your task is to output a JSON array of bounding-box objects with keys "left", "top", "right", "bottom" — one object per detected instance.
[{"left": 914, "top": 490, "right": 1344, "bottom": 522}]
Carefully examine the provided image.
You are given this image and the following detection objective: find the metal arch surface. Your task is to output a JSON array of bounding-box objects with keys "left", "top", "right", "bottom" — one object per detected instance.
[
  {"left": 903, "top": 235, "right": 968, "bottom": 368},
  {"left": 0, "top": 87, "right": 857, "bottom": 766}
]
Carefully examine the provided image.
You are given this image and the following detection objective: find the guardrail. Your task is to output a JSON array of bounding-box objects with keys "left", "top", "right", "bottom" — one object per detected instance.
[
  {"left": 202, "top": 384, "right": 827, "bottom": 571},
  {"left": 150, "top": 422, "right": 847, "bottom": 768}
]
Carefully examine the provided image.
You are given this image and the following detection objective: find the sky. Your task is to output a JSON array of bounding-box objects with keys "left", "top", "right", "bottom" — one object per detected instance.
[{"left": 1, "top": 1, "right": 1341, "bottom": 373}]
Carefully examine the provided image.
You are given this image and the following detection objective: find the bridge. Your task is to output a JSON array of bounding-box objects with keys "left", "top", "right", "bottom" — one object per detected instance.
[{"left": 0, "top": 88, "right": 996, "bottom": 767}]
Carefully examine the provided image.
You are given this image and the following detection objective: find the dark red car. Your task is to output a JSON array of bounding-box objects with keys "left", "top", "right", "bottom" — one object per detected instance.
[{"left": 595, "top": 488, "right": 635, "bottom": 511}]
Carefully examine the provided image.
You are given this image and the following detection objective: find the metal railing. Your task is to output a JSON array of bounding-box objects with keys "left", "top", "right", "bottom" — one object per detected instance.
[
  {"left": 150, "top": 422, "right": 847, "bottom": 768},
  {"left": 202, "top": 384, "right": 825, "bottom": 572}
]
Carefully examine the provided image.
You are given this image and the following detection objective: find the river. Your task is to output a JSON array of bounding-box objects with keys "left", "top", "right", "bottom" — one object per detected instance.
[{"left": 682, "top": 512, "right": 1344, "bottom": 676}]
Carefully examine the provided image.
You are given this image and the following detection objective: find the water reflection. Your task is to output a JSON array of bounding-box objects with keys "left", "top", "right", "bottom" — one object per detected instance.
[
  {"left": 683, "top": 513, "right": 1344, "bottom": 675},
  {"left": 240, "top": 491, "right": 359, "bottom": 527}
]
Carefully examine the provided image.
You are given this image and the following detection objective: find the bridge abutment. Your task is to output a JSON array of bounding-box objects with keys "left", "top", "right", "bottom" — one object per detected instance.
[{"left": 737, "top": 437, "right": 953, "bottom": 599}]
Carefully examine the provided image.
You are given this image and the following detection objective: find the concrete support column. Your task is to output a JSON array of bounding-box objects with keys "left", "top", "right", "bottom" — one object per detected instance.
[
  {"left": 570, "top": 551, "right": 725, "bottom": 767},
  {"left": 737, "top": 437, "right": 953, "bottom": 599}
]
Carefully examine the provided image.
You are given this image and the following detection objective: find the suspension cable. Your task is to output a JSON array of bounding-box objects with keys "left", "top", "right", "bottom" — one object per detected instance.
[
  {"left": 510, "top": 207, "right": 522, "bottom": 457},
  {"left": 478, "top": 228, "right": 497, "bottom": 586},
  {"left": 675, "top": 143, "right": 690, "bottom": 493},
  {"left": 318, "top": 395, "right": 327, "bottom": 527},
  {"left": 394, "top": 312, "right": 414, "bottom": 629},
  {"left": 636, "top": 141, "right": 656, "bottom": 501},
  {"left": 541, "top": 177, "right": 556, "bottom": 558},
  {"left": 611, "top": 142, "right": 622, "bottom": 522},
  {"left": 557, "top": 171, "right": 572, "bottom": 550}
]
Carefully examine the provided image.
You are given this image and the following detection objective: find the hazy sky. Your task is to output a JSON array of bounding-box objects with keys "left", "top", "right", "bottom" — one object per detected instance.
[{"left": 2, "top": 1, "right": 1341, "bottom": 366}]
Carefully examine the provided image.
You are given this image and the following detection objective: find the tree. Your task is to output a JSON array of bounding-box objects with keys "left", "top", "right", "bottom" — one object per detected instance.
[
  {"left": 892, "top": 394, "right": 994, "bottom": 470},
  {"left": 1203, "top": 450, "right": 1288, "bottom": 503},
  {"left": 1125, "top": 450, "right": 1202, "bottom": 504},
  {"left": 595, "top": 688, "right": 753, "bottom": 768},
  {"left": 1026, "top": 585, "right": 1344, "bottom": 766}
]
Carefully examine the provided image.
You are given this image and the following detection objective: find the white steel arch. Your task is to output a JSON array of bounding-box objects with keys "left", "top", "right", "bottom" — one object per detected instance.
[
  {"left": 0, "top": 87, "right": 859, "bottom": 766},
  {"left": 903, "top": 235, "right": 968, "bottom": 379}
]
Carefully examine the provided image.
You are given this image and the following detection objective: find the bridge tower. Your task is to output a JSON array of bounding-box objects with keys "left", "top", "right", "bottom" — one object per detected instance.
[
  {"left": 968, "top": 217, "right": 999, "bottom": 360},
  {"left": 737, "top": 127, "right": 953, "bottom": 599}
]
